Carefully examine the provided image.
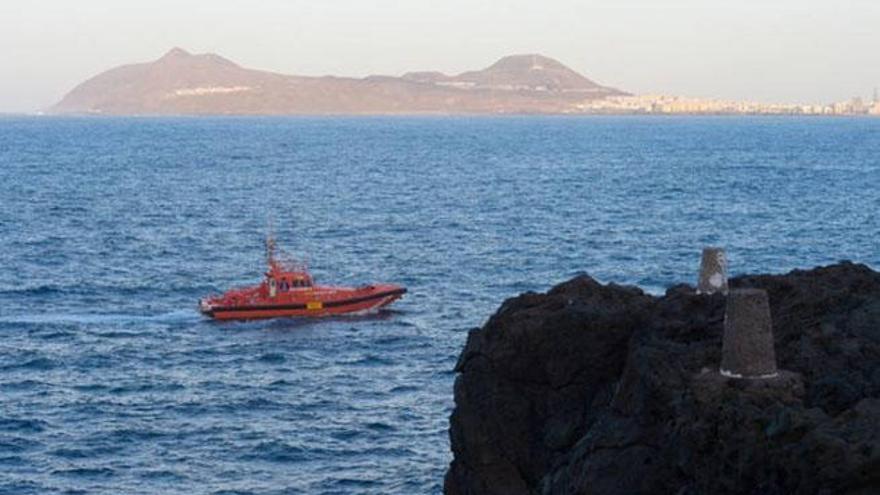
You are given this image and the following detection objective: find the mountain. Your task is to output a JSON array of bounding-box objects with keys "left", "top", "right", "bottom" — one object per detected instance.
[
  {"left": 405, "top": 54, "right": 610, "bottom": 93},
  {"left": 50, "top": 48, "right": 626, "bottom": 115}
]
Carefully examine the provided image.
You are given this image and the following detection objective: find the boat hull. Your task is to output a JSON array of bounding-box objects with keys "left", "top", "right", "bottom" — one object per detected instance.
[{"left": 201, "top": 287, "right": 406, "bottom": 321}]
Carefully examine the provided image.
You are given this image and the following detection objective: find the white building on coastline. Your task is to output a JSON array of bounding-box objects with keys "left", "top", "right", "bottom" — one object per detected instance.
[{"left": 578, "top": 93, "right": 880, "bottom": 116}]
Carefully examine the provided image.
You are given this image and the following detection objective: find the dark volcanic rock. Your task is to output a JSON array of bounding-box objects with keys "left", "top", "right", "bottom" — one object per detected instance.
[{"left": 445, "top": 262, "right": 880, "bottom": 495}]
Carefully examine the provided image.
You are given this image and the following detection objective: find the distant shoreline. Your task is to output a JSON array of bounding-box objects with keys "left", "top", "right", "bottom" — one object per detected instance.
[
  {"left": 46, "top": 48, "right": 880, "bottom": 118},
  {"left": 9, "top": 112, "right": 880, "bottom": 119}
]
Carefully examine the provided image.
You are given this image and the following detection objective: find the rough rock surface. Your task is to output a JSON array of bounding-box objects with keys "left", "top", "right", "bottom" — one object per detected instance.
[{"left": 444, "top": 262, "right": 880, "bottom": 495}]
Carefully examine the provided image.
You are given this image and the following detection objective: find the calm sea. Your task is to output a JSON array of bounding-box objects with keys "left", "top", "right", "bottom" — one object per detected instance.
[{"left": 0, "top": 116, "right": 878, "bottom": 494}]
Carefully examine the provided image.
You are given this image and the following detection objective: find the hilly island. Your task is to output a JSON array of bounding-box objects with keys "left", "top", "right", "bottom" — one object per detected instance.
[{"left": 50, "top": 48, "right": 625, "bottom": 116}]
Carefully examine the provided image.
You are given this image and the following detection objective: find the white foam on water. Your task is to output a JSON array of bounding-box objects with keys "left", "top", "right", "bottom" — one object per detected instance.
[{"left": 0, "top": 310, "right": 201, "bottom": 325}]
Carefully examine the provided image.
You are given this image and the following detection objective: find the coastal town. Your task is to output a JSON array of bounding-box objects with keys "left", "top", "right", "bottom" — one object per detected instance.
[{"left": 578, "top": 91, "right": 880, "bottom": 116}]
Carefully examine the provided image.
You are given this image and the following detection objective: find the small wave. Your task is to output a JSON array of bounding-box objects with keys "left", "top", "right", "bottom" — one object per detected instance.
[
  {"left": 195, "top": 397, "right": 286, "bottom": 416},
  {"left": 140, "top": 469, "right": 187, "bottom": 482},
  {"left": 389, "top": 384, "right": 419, "bottom": 394},
  {"left": 268, "top": 379, "right": 296, "bottom": 388},
  {"left": 330, "top": 430, "right": 360, "bottom": 441},
  {"left": 71, "top": 383, "right": 109, "bottom": 393},
  {"left": 108, "top": 382, "right": 185, "bottom": 395},
  {"left": 0, "top": 479, "right": 45, "bottom": 495},
  {"left": 51, "top": 467, "right": 115, "bottom": 478},
  {"left": 94, "top": 330, "right": 151, "bottom": 339},
  {"left": 37, "top": 330, "right": 75, "bottom": 340},
  {"left": 0, "top": 436, "right": 42, "bottom": 453},
  {"left": 0, "top": 418, "right": 49, "bottom": 434},
  {"left": 102, "top": 428, "right": 167, "bottom": 442},
  {"left": 257, "top": 353, "right": 286, "bottom": 364},
  {"left": 0, "top": 357, "right": 56, "bottom": 372},
  {"left": 296, "top": 398, "right": 335, "bottom": 411},
  {"left": 0, "top": 380, "right": 44, "bottom": 392},
  {"left": 0, "top": 455, "right": 28, "bottom": 467},
  {"left": 48, "top": 443, "right": 122, "bottom": 459},
  {"left": 348, "top": 354, "right": 394, "bottom": 367},
  {"left": 374, "top": 335, "right": 408, "bottom": 346},
  {"left": 72, "top": 354, "right": 117, "bottom": 370},
  {"left": 329, "top": 477, "right": 382, "bottom": 489},
  {"left": 0, "top": 285, "right": 63, "bottom": 297},
  {"left": 48, "top": 447, "right": 89, "bottom": 459},
  {"left": 365, "top": 421, "right": 395, "bottom": 432},
  {"left": 241, "top": 440, "right": 309, "bottom": 463},
  {"left": 240, "top": 397, "right": 284, "bottom": 409}
]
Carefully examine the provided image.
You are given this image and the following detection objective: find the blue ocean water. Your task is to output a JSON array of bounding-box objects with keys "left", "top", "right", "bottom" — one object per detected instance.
[{"left": 0, "top": 115, "right": 878, "bottom": 494}]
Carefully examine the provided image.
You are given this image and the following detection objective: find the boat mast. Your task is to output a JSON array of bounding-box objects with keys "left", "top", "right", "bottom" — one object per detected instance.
[
  {"left": 266, "top": 232, "right": 276, "bottom": 266},
  {"left": 265, "top": 217, "right": 277, "bottom": 268}
]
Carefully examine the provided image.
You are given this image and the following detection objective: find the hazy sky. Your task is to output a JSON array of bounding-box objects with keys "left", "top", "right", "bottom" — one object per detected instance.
[{"left": 2, "top": 0, "right": 879, "bottom": 112}]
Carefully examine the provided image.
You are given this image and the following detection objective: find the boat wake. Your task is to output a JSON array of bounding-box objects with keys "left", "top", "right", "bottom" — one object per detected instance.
[{"left": 0, "top": 310, "right": 201, "bottom": 326}]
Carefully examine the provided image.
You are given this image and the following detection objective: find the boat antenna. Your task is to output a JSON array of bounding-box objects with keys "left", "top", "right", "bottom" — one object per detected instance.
[{"left": 266, "top": 218, "right": 276, "bottom": 266}]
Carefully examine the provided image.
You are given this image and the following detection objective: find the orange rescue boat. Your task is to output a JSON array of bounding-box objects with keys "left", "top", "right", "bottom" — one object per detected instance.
[{"left": 199, "top": 237, "right": 406, "bottom": 320}]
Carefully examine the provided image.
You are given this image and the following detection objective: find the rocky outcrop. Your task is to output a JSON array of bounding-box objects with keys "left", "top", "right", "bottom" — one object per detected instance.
[{"left": 445, "top": 262, "right": 880, "bottom": 495}]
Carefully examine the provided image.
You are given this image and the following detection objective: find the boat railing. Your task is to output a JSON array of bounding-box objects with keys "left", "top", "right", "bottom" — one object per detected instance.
[{"left": 270, "top": 246, "right": 311, "bottom": 275}]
